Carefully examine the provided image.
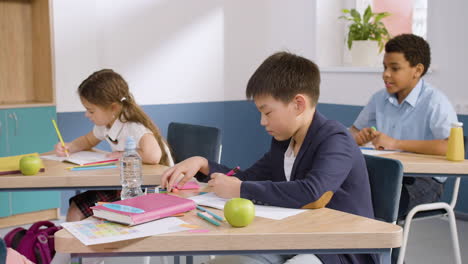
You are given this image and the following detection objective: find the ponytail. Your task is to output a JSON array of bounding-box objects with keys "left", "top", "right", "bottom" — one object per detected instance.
[{"left": 120, "top": 95, "right": 173, "bottom": 166}]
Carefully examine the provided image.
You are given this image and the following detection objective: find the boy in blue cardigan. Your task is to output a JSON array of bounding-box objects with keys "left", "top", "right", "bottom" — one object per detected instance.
[{"left": 162, "top": 52, "right": 377, "bottom": 264}]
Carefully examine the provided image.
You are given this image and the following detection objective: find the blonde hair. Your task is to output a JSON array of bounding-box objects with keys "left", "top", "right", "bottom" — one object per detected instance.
[{"left": 78, "top": 69, "right": 172, "bottom": 166}]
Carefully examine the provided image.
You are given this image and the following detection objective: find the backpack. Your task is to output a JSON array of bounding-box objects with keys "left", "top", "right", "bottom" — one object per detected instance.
[{"left": 4, "top": 221, "right": 62, "bottom": 264}]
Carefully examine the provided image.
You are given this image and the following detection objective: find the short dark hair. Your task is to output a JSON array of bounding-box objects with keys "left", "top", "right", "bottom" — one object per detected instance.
[
  {"left": 246, "top": 51, "right": 320, "bottom": 106},
  {"left": 385, "top": 34, "right": 431, "bottom": 76}
]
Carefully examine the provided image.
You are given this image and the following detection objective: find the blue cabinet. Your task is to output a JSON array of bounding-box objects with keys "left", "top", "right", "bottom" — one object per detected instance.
[{"left": 0, "top": 106, "right": 60, "bottom": 218}]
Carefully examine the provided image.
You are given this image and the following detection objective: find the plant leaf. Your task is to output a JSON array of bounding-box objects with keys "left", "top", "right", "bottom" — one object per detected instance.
[
  {"left": 363, "top": 6, "right": 372, "bottom": 24},
  {"left": 350, "top": 9, "right": 361, "bottom": 23}
]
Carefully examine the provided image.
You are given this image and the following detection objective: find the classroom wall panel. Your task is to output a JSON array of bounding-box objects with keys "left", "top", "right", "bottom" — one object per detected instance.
[{"left": 57, "top": 102, "right": 468, "bottom": 215}]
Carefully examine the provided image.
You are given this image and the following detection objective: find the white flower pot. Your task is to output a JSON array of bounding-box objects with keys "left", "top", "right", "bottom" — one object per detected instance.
[{"left": 350, "top": 40, "right": 381, "bottom": 67}]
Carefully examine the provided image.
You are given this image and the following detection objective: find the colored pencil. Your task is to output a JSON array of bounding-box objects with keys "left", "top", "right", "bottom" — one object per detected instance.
[
  {"left": 196, "top": 212, "right": 221, "bottom": 226},
  {"left": 52, "top": 119, "right": 69, "bottom": 157},
  {"left": 196, "top": 205, "right": 224, "bottom": 222},
  {"left": 70, "top": 165, "right": 117, "bottom": 171},
  {"left": 83, "top": 158, "right": 119, "bottom": 166},
  {"left": 226, "top": 166, "right": 240, "bottom": 176}
]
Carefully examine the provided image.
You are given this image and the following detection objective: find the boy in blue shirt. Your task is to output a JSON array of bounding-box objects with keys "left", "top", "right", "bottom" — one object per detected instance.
[
  {"left": 162, "top": 52, "right": 377, "bottom": 264},
  {"left": 350, "top": 34, "right": 458, "bottom": 217}
]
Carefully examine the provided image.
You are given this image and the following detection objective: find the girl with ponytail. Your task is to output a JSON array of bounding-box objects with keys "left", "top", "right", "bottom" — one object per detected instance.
[{"left": 54, "top": 69, "right": 174, "bottom": 221}]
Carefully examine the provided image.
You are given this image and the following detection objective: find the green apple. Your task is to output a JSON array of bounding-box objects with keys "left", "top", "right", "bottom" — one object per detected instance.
[
  {"left": 224, "top": 198, "right": 255, "bottom": 227},
  {"left": 19, "top": 156, "right": 42, "bottom": 176}
]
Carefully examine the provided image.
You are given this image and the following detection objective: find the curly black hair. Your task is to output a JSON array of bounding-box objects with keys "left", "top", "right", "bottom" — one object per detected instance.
[{"left": 385, "top": 34, "right": 431, "bottom": 76}]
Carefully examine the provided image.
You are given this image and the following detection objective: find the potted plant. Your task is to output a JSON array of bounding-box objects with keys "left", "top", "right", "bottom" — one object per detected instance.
[{"left": 339, "top": 5, "right": 391, "bottom": 66}]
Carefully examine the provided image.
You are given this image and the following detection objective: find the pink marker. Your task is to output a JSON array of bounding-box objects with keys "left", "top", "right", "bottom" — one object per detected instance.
[{"left": 226, "top": 166, "right": 240, "bottom": 176}]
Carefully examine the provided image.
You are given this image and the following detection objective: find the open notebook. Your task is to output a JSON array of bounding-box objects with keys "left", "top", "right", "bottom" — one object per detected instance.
[{"left": 41, "top": 151, "right": 116, "bottom": 166}]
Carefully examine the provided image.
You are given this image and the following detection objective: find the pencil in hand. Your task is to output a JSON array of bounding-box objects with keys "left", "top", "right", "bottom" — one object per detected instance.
[{"left": 52, "top": 119, "right": 69, "bottom": 157}]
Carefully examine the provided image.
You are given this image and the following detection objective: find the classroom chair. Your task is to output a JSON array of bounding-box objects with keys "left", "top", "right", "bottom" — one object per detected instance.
[
  {"left": 364, "top": 154, "right": 403, "bottom": 264},
  {"left": 167, "top": 122, "right": 222, "bottom": 163},
  {"left": 0, "top": 238, "right": 6, "bottom": 264},
  {"left": 365, "top": 155, "right": 404, "bottom": 223},
  {"left": 396, "top": 136, "right": 466, "bottom": 264}
]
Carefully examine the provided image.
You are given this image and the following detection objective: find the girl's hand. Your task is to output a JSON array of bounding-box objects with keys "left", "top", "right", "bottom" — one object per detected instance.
[
  {"left": 372, "top": 132, "right": 400, "bottom": 150},
  {"left": 208, "top": 173, "right": 241, "bottom": 199},
  {"left": 354, "top": 127, "right": 379, "bottom": 145},
  {"left": 54, "top": 142, "right": 71, "bottom": 157},
  {"left": 106, "top": 151, "right": 123, "bottom": 159},
  {"left": 161, "top": 156, "right": 208, "bottom": 191}
]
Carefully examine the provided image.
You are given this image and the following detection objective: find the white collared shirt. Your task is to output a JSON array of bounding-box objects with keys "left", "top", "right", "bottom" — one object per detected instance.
[
  {"left": 284, "top": 139, "right": 296, "bottom": 181},
  {"left": 93, "top": 119, "right": 152, "bottom": 152}
]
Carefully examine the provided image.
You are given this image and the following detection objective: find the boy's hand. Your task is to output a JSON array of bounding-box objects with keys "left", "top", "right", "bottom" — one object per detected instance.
[
  {"left": 161, "top": 156, "right": 208, "bottom": 191},
  {"left": 208, "top": 173, "right": 241, "bottom": 199},
  {"left": 372, "top": 132, "right": 400, "bottom": 150},
  {"left": 106, "top": 151, "right": 123, "bottom": 159},
  {"left": 354, "top": 127, "right": 379, "bottom": 145},
  {"left": 54, "top": 142, "right": 71, "bottom": 157}
]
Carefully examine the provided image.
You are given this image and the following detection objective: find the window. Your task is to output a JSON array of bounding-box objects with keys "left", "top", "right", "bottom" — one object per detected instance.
[{"left": 317, "top": 0, "right": 427, "bottom": 69}]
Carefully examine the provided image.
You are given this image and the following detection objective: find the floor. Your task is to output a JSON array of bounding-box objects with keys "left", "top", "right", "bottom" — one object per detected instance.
[{"left": 1, "top": 217, "right": 466, "bottom": 263}]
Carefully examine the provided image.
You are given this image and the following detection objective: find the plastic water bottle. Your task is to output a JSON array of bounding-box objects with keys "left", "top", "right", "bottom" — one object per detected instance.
[
  {"left": 446, "top": 122, "right": 465, "bottom": 161},
  {"left": 120, "top": 136, "right": 143, "bottom": 200}
]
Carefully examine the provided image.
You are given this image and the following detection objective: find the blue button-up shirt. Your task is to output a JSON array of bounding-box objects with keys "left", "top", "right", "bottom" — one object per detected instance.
[{"left": 354, "top": 79, "right": 458, "bottom": 182}]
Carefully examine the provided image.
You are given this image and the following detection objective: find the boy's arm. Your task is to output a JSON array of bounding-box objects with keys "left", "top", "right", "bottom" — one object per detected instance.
[
  {"left": 206, "top": 149, "right": 274, "bottom": 182},
  {"left": 240, "top": 132, "right": 355, "bottom": 209},
  {"left": 349, "top": 126, "right": 378, "bottom": 146},
  {"left": 373, "top": 132, "right": 448, "bottom": 155},
  {"left": 398, "top": 139, "right": 448, "bottom": 155}
]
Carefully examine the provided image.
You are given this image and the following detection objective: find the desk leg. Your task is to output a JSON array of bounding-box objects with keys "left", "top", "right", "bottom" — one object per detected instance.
[
  {"left": 70, "top": 254, "right": 82, "bottom": 264},
  {"left": 186, "top": 256, "right": 194, "bottom": 264},
  {"left": 174, "top": 256, "right": 180, "bottom": 264}
]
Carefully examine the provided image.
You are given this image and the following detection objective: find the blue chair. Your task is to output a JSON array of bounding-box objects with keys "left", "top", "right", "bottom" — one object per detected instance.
[
  {"left": 365, "top": 155, "right": 404, "bottom": 223},
  {"left": 396, "top": 136, "right": 466, "bottom": 264},
  {"left": 167, "top": 122, "right": 222, "bottom": 163},
  {"left": 364, "top": 155, "right": 403, "bottom": 264},
  {"left": 0, "top": 238, "right": 6, "bottom": 264}
]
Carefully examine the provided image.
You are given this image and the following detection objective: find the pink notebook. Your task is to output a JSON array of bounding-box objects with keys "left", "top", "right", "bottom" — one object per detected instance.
[{"left": 91, "top": 193, "right": 196, "bottom": 226}]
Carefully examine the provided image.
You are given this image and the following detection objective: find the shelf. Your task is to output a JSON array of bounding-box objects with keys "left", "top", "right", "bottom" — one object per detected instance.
[
  {"left": 0, "top": 102, "right": 55, "bottom": 109},
  {"left": 0, "top": 0, "right": 55, "bottom": 108}
]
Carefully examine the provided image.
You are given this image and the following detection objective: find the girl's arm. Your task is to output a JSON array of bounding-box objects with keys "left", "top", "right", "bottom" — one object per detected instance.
[
  {"left": 55, "top": 131, "right": 101, "bottom": 156},
  {"left": 138, "top": 133, "right": 162, "bottom": 164}
]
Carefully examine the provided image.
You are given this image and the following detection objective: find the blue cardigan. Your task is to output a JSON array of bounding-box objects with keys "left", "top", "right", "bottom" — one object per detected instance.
[{"left": 197, "top": 111, "right": 377, "bottom": 264}]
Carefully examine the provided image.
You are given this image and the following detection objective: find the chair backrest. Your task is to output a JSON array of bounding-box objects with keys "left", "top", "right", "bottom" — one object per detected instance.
[
  {"left": 0, "top": 237, "right": 6, "bottom": 264},
  {"left": 167, "top": 122, "right": 222, "bottom": 163},
  {"left": 364, "top": 154, "right": 404, "bottom": 223}
]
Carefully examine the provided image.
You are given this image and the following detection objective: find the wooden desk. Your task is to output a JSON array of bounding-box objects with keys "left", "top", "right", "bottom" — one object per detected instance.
[
  {"left": 55, "top": 205, "right": 402, "bottom": 264},
  {"left": 0, "top": 159, "right": 168, "bottom": 191},
  {"left": 373, "top": 152, "right": 468, "bottom": 177}
]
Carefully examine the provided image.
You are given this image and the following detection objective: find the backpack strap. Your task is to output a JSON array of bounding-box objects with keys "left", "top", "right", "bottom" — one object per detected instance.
[{"left": 27, "top": 221, "right": 56, "bottom": 234}]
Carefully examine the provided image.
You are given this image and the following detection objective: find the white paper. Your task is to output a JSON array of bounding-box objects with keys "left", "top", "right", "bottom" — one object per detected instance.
[
  {"left": 360, "top": 148, "right": 400, "bottom": 156},
  {"left": 189, "top": 192, "right": 306, "bottom": 220},
  {"left": 61, "top": 217, "right": 190, "bottom": 245},
  {"left": 41, "top": 151, "right": 110, "bottom": 165}
]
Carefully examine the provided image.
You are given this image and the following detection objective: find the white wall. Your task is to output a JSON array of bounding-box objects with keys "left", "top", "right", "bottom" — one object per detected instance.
[
  {"left": 318, "top": 0, "right": 468, "bottom": 110},
  {"left": 52, "top": 0, "right": 316, "bottom": 112},
  {"left": 52, "top": 0, "right": 468, "bottom": 113}
]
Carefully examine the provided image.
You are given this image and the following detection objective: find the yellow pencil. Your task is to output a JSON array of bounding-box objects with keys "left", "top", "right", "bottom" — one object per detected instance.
[{"left": 52, "top": 119, "right": 69, "bottom": 157}]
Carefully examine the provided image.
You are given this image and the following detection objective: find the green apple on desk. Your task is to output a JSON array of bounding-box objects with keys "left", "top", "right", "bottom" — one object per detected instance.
[
  {"left": 19, "top": 156, "right": 42, "bottom": 176},
  {"left": 224, "top": 198, "right": 255, "bottom": 227}
]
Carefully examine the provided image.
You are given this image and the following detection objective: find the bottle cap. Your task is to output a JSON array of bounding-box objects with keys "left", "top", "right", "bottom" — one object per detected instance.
[
  {"left": 452, "top": 122, "right": 463, "bottom": 128},
  {"left": 125, "top": 136, "right": 137, "bottom": 150}
]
